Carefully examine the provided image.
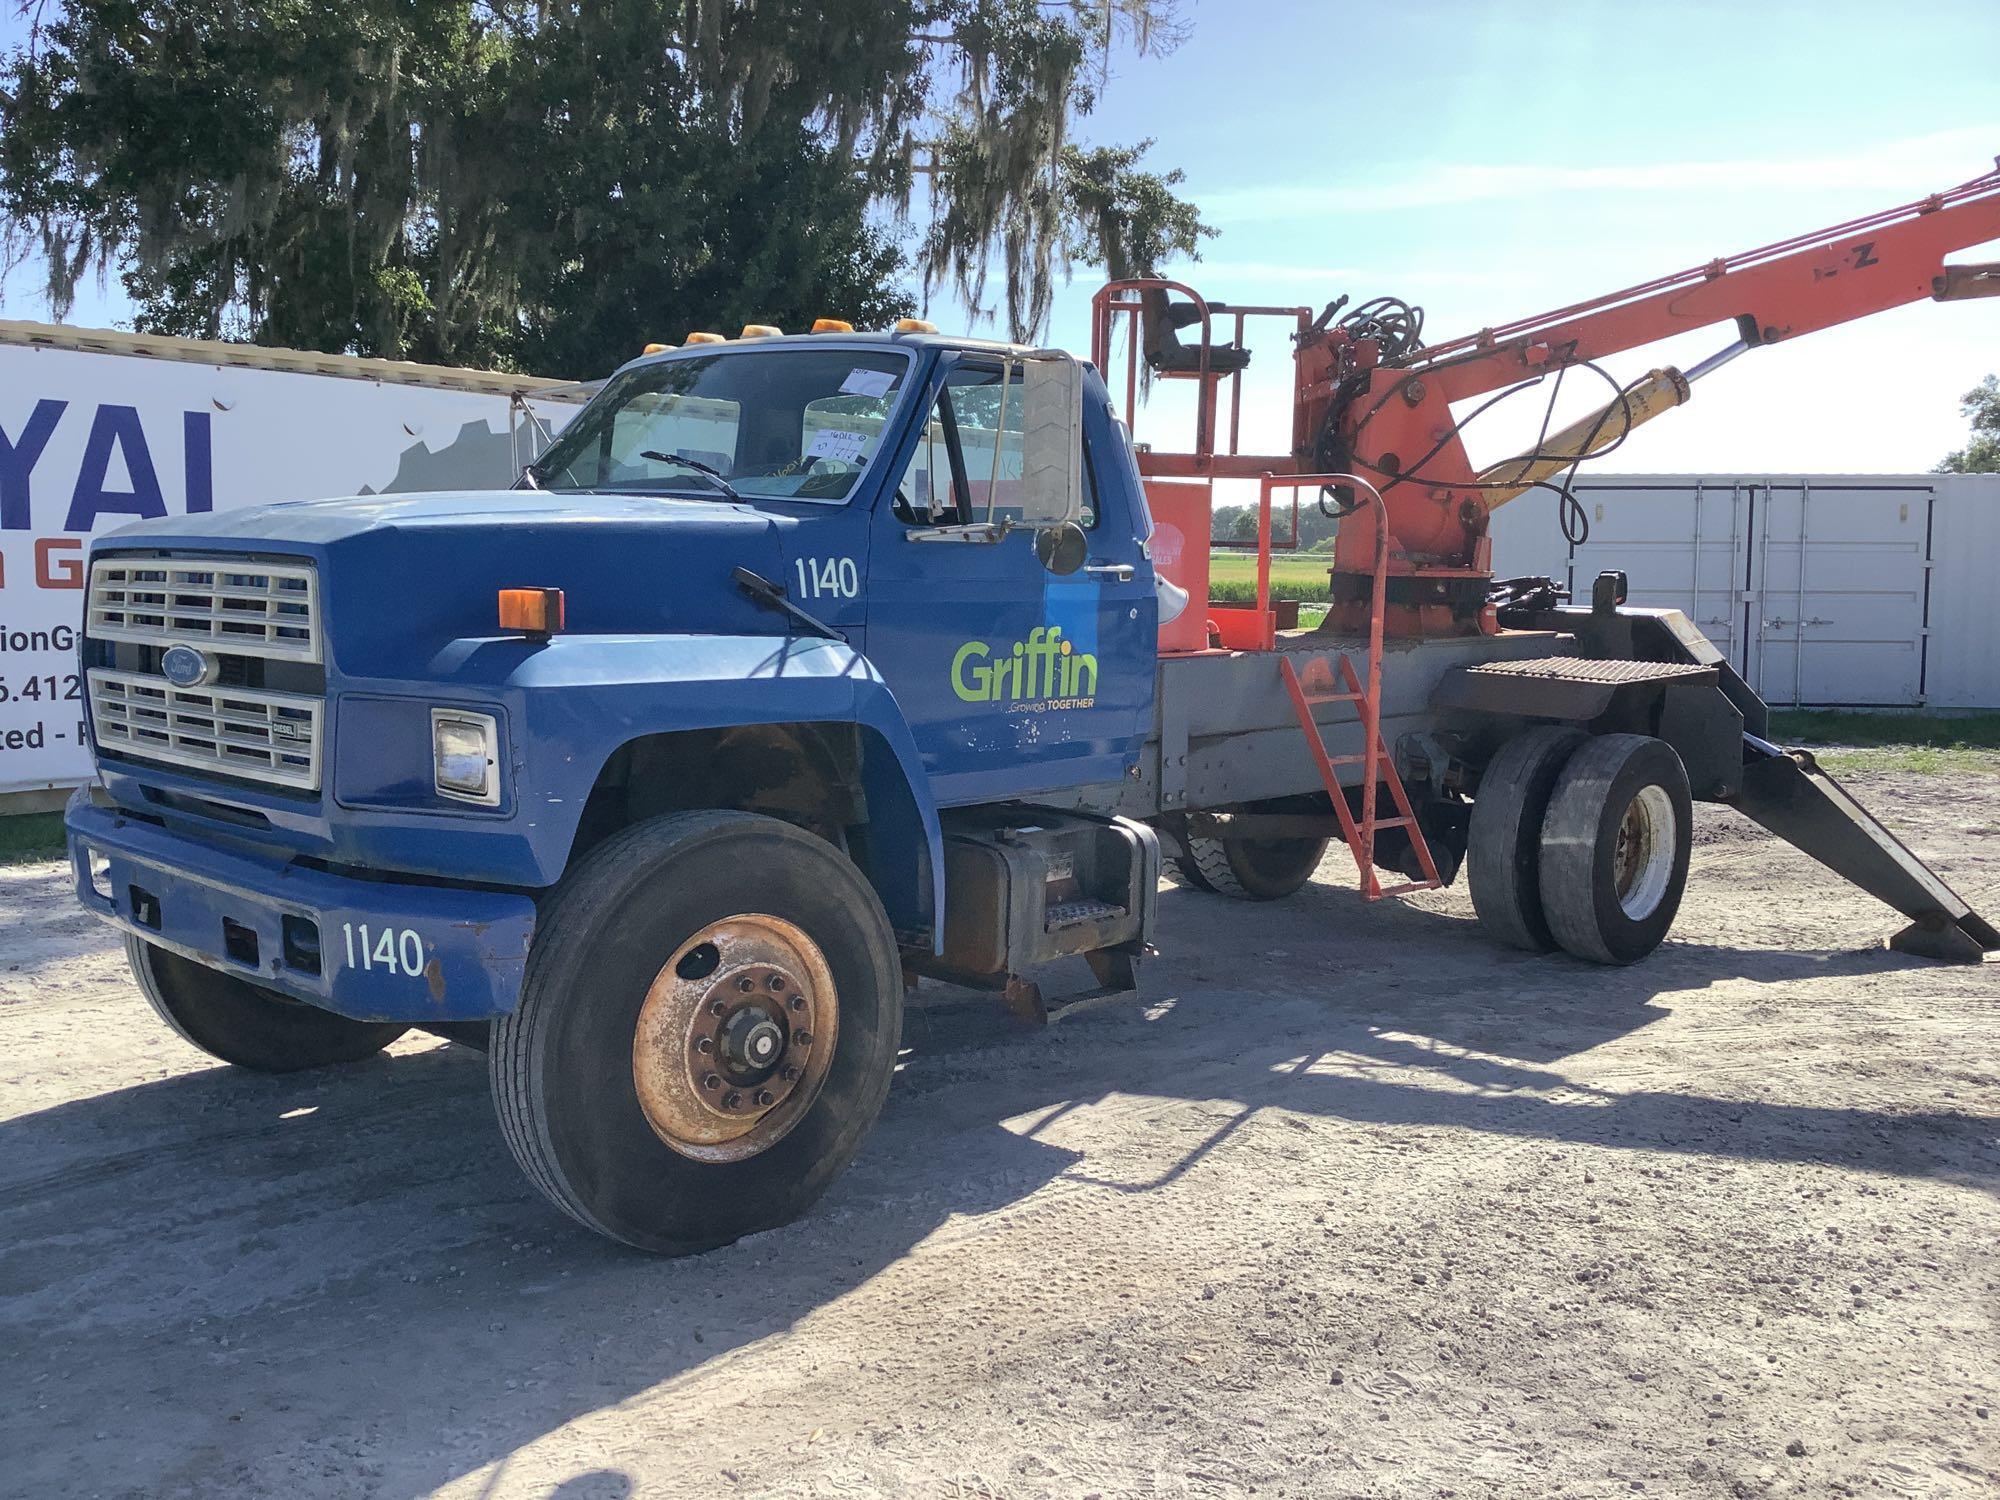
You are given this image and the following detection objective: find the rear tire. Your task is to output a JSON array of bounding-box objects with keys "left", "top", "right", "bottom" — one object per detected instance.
[
  {"left": 128, "top": 936, "right": 407, "bottom": 1071},
  {"left": 490, "top": 810, "right": 903, "bottom": 1254},
  {"left": 1467, "top": 726, "right": 1587, "bottom": 951},
  {"left": 1176, "top": 826, "right": 1328, "bottom": 901},
  {"left": 1537, "top": 734, "right": 1692, "bottom": 965}
]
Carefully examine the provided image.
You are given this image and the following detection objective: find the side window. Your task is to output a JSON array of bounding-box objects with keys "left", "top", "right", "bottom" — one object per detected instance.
[
  {"left": 1079, "top": 431, "right": 1100, "bottom": 530},
  {"left": 893, "top": 405, "right": 958, "bottom": 525},
  {"left": 893, "top": 366, "right": 1026, "bottom": 526}
]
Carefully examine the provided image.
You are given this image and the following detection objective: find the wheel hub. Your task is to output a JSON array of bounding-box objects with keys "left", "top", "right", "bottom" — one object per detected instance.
[
  {"left": 632, "top": 915, "right": 836, "bottom": 1162},
  {"left": 1613, "top": 784, "right": 1677, "bottom": 920}
]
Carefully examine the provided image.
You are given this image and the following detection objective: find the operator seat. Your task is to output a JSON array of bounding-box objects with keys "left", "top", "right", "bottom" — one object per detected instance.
[{"left": 1140, "top": 288, "right": 1252, "bottom": 378}]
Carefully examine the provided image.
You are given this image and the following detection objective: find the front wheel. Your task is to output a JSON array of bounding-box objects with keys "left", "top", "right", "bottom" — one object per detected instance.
[
  {"left": 128, "top": 937, "right": 407, "bottom": 1071},
  {"left": 1537, "top": 734, "right": 1692, "bottom": 965},
  {"left": 490, "top": 811, "right": 903, "bottom": 1254}
]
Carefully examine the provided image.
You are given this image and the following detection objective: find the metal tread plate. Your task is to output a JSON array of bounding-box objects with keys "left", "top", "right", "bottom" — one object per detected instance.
[
  {"left": 1460, "top": 655, "right": 1712, "bottom": 684},
  {"left": 1045, "top": 899, "right": 1127, "bottom": 931}
]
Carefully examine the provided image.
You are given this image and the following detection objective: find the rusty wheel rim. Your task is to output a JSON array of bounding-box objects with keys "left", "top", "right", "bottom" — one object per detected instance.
[{"left": 632, "top": 914, "right": 838, "bottom": 1163}]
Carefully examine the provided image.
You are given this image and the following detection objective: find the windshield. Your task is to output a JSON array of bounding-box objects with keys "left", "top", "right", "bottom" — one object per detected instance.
[{"left": 530, "top": 347, "right": 912, "bottom": 502}]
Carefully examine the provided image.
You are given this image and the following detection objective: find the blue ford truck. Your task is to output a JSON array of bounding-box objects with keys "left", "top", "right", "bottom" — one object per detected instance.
[{"left": 66, "top": 323, "right": 1994, "bottom": 1253}]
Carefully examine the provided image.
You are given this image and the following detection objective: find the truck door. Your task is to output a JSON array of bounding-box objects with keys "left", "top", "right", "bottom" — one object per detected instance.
[{"left": 866, "top": 357, "right": 1154, "bottom": 806}]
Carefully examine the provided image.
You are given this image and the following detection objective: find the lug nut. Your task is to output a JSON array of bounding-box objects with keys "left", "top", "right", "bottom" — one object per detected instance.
[
  {"left": 781, "top": 1065, "right": 800, "bottom": 1082},
  {"left": 738, "top": 975, "right": 755, "bottom": 992},
  {"left": 788, "top": 994, "right": 805, "bottom": 1011},
  {"left": 755, "top": 1089, "right": 774, "bottom": 1106},
  {"left": 709, "top": 998, "right": 726, "bottom": 1017},
  {"left": 767, "top": 973, "right": 786, "bottom": 991},
  {"left": 793, "top": 1029, "right": 813, "bottom": 1047},
  {"left": 723, "top": 1090, "right": 742, "bottom": 1109},
  {"left": 695, "top": 1036, "right": 713, "bottom": 1054},
  {"left": 702, "top": 1073, "right": 722, "bottom": 1091}
]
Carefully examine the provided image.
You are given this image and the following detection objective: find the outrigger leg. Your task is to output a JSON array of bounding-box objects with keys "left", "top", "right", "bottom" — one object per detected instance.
[{"left": 1729, "top": 735, "right": 1999, "bottom": 963}]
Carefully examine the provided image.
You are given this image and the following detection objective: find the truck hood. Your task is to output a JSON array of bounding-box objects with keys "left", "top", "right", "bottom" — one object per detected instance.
[{"left": 96, "top": 489, "right": 803, "bottom": 677}]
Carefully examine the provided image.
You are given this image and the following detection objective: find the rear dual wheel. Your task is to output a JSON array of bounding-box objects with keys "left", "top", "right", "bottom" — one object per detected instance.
[{"left": 1468, "top": 731, "right": 1691, "bottom": 965}]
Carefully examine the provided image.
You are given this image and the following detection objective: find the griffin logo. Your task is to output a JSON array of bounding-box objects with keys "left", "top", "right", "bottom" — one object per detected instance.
[{"left": 951, "top": 626, "right": 1097, "bottom": 707}]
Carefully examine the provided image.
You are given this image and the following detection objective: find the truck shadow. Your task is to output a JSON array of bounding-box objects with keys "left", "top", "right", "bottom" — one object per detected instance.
[{"left": 2, "top": 898, "right": 1990, "bottom": 1497}]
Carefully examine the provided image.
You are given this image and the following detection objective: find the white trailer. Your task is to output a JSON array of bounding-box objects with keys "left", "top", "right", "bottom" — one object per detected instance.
[{"left": 0, "top": 322, "right": 585, "bottom": 804}]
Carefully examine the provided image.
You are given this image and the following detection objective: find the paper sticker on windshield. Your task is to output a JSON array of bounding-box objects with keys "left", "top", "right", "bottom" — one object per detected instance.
[
  {"left": 807, "top": 428, "right": 871, "bottom": 463},
  {"left": 837, "top": 368, "right": 898, "bottom": 399}
]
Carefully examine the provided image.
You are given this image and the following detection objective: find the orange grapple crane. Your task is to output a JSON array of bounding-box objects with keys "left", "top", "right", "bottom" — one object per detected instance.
[{"left": 1093, "top": 158, "right": 2000, "bottom": 636}]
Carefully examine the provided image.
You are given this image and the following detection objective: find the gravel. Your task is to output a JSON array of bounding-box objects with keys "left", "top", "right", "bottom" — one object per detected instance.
[{"left": 1, "top": 769, "right": 1995, "bottom": 1498}]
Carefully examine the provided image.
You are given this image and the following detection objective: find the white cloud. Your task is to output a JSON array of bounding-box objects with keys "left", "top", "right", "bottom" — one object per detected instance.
[
  {"left": 1163, "top": 259, "right": 1512, "bottom": 291},
  {"left": 1197, "top": 126, "right": 2000, "bottom": 224}
]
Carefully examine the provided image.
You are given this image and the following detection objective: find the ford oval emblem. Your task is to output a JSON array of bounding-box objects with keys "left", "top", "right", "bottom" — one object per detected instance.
[{"left": 160, "top": 644, "right": 215, "bottom": 689}]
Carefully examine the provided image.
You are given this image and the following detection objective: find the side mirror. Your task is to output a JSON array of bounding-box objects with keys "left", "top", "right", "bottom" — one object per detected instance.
[
  {"left": 1013, "top": 352, "right": 1084, "bottom": 528},
  {"left": 1035, "top": 521, "right": 1089, "bottom": 575}
]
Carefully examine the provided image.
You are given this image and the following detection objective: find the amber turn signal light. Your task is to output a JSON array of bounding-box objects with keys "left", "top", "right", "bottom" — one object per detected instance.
[
  {"left": 499, "top": 587, "right": 565, "bottom": 637},
  {"left": 894, "top": 317, "right": 939, "bottom": 334},
  {"left": 811, "top": 318, "right": 854, "bottom": 333},
  {"left": 684, "top": 331, "right": 726, "bottom": 345}
]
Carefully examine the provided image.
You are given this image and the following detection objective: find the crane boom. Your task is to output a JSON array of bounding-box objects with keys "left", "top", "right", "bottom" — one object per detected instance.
[{"left": 1091, "top": 155, "right": 2000, "bottom": 636}]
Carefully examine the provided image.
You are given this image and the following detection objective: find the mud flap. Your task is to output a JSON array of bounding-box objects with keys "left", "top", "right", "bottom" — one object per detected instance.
[{"left": 1729, "top": 735, "right": 1999, "bottom": 963}]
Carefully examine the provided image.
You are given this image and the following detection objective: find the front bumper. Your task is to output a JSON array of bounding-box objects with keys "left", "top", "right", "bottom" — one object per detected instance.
[{"left": 67, "top": 792, "right": 537, "bottom": 1023}]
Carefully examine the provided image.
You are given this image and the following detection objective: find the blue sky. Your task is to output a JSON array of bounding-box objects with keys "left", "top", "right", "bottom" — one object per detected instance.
[
  {"left": 6, "top": 0, "right": 1998, "bottom": 474},
  {"left": 1016, "top": 0, "right": 2000, "bottom": 476}
]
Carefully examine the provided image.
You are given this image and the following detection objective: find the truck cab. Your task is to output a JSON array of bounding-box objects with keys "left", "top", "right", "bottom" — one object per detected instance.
[{"left": 65, "top": 328, "right": 1165, "bottom": 1252}]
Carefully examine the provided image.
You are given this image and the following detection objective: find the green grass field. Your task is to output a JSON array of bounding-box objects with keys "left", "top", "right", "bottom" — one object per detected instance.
[
  {"left": 1768, "top": 710, "right": 2000, "bottom": 776},
  {"left": 1207, "top": 550, "right": 1332, "bottom": 603},
  {"left": 0, "top": 811, "right": 66, "bottom": 864}
]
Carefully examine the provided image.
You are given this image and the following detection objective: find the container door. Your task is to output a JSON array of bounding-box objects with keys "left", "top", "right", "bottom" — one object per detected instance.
[
  {"left": 1749, "top": 482, "right": 1931, "bottom": 707},
  {"left": 1565, "top": 481, "right": 1746, "bottom": 671}
]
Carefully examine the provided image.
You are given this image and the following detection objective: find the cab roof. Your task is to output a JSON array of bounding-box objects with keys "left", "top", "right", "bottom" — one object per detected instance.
[{"left": 626, "top": 328, "right": 1038, "bottom": 368}]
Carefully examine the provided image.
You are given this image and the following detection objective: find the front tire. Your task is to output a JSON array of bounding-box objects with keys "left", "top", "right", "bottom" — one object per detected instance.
[
  {"left": 128, "top": 936, "right": 407, "bottom": 1071},
  {"left": 491, "top": 811, "right": 903, "bottom": 1254},
  {"left": 1537, "top": 734, "right": 1692, "bottom": 965}
]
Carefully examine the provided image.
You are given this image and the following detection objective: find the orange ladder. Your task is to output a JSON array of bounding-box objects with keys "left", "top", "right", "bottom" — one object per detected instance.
[
  {"left": 1279, "top": 653, "right": 1440, "bottom": 901},
  {"left": 1263, "top": 471, "right": 1441, "bottom": 902}
]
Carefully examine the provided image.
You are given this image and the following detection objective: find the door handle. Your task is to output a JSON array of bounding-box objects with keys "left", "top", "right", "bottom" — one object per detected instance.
[{"left": 1084, "top": 563, "right": 1136, "bottom": 581}]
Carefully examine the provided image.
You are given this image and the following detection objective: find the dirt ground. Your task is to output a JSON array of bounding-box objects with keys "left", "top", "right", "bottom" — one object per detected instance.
[{"left": 2, "top": 771, "right": 1996, "bottom": 1500}]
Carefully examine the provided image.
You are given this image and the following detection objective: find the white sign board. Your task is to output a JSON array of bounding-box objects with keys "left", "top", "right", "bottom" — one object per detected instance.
[{"left": 0, "top": 340, "right": 575, "bottom": 793}]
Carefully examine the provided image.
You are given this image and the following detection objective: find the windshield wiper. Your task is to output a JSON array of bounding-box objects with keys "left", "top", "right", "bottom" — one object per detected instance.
[{"left": 640, "top": 450, "right": 743, "bottom": 503}]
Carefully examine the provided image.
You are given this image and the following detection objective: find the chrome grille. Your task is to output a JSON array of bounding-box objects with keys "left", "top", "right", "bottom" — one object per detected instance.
[
  {"left": 88, "top": 670, "right": 321, "bottom": 790},
  {"left": 88, "top": 557, "right": 320, "bottom": 662}
]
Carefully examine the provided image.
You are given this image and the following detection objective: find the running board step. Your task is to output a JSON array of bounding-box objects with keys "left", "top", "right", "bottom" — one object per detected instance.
[{"left": 1727, "top": 735, "right": 1998, "bottom": 963}]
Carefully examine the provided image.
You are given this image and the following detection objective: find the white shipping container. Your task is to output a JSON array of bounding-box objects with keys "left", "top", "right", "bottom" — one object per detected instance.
[
  {"left": 1490, "top": 472, "right": 2000, "bottom": 710},
  {"left": 0, "top": 321, "right": 585, "bottom": 795}
]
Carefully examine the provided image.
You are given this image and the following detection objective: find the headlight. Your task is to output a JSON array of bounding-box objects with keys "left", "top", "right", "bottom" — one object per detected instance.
[{"left": 432, "top": 709, "right": 501, "bottom": 805}]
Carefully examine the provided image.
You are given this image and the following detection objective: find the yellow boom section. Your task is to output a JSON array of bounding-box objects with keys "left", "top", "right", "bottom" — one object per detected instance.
[{"left": 1478, "top": 366, "right": 1691, "bottom": 510}]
